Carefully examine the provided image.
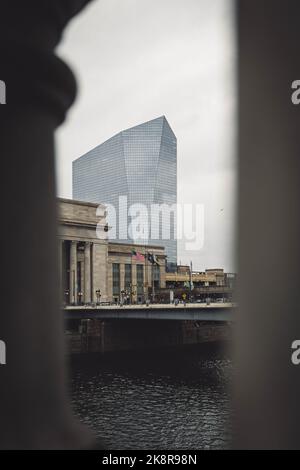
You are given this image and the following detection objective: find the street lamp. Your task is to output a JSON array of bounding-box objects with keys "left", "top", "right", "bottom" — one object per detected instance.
[
  {"left": 130, "top": 284, "right": 136, "bottom": 304},
  {"left": 78, "top": 291, "right": 83, "bottom": 305},
  {"left": 95, "top": 289, "right": 101, "bottom": 305},
  {"left": 120, "top": 290, "right": 126, "bottom": 306},
  {"left": 64, "top": 289, "right": 69, "bottom": 305}
]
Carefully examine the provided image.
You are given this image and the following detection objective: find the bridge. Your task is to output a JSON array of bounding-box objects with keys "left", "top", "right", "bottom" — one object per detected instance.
[{"left": 64, "top": 303, "right": 235, "bottom": 322}]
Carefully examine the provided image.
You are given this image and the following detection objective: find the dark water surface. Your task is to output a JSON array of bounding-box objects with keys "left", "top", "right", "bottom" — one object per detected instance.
[{"left": 70, "top": 343, "right": 232, "bottom": 450}]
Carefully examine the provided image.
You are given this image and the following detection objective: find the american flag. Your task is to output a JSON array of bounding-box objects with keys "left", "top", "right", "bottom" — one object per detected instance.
[{"left": 131, "top": 250, "right": 145, "bottom": 262}]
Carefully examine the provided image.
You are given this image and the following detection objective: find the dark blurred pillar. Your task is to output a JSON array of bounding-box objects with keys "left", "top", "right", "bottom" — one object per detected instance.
[
  {"left": 0, "top": 1, "right": 95, "bottom": 449},
  {"left": 237, "top": 0, "right": 300, "bottom": 449}
]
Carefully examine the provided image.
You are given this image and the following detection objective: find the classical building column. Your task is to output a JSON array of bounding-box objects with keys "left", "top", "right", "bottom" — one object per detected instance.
[
  {"left": 120, "top": 263, "right": 125, "bottom": 293},
  {"left": 91, "top": 242, "right": 108, "bottom": 303},
  {"left": 58, "top": 239, "right": 63, "bottom": 280},
  {"left": 70, "top": 241, "right": 78, "bottom": 305},
  {"left": 84, "top": 242, "right": 91, "bottom": 304},
  {"left": 159, "top": 263, "right": 166, "bottom": 289},
  {"left": 58, "top": 239, "right": 63, "bottom": 302},
  {"left": 145, "top": 263, "right": 152, "bottom": 300},
  {"left": 132, "top": 263, "right": 137, "bottom": 303}
]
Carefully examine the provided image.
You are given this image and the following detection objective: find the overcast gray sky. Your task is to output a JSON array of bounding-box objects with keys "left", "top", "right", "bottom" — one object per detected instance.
[{"left": 56, "top": 0, "right": 236, "bottom": 272}]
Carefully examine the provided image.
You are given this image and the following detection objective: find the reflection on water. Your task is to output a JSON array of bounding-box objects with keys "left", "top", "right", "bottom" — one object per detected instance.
[{"left": 70, "top": 343, "right": 232, "bottom": 450}]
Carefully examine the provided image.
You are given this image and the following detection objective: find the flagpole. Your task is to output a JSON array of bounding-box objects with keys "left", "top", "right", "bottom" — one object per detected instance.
[
  {"left": 131, "top": 250, "right": 133, "bottom": 305},
  {"left": 130, "top": 249, "right": 137, "bottom": 304},
  {"left": 190, "top": 260, "right": 193, "bottom": 299},
  {"left": 145, "top": 242, "right": 148, "bottom": 303},
  {"left": 152, "top": 261, "right": 155, "bottom": 303}
]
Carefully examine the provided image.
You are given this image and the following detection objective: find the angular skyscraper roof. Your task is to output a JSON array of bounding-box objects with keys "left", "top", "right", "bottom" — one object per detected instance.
[{"left": 73, "top": 116, "right": 177, "bottom": 268}]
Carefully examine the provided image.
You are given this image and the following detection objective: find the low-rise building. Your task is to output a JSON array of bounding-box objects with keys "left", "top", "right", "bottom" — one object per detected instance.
[
  {"left": 164, "top": 266, "right": 236, "bottom": 302},
  {"left": 58, "top": 198, "right": 235, "bottom": 304},
  {"left": 108, "top": 242, "right": 166, "bottom": 304}
]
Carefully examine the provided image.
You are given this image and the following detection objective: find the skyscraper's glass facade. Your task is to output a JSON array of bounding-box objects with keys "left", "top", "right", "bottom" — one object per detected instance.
[{"left": 73, "top": 116, "right": 177, "bottom": 268}]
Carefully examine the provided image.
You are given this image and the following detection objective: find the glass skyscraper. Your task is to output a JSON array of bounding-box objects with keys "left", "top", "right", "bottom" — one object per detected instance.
[{"left": 73, "top": 116, "right": 177, "bottom": 268}]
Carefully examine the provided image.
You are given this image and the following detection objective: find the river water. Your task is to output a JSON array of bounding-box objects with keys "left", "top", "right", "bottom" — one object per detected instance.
[{"left": 70, "top": 343, "right": 232, "bottom": 450}]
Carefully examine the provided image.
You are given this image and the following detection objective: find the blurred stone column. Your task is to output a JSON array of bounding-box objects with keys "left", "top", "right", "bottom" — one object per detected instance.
[
  {"left": 236, "top": 0, "right": 300, "bottom": 449},
  {"left": 0, "top": 0, "right": 95, "bottom": 449}
]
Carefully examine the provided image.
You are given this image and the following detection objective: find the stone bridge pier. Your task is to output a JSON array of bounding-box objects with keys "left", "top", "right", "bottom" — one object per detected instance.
[{"left": 65, "top": 319, "right": 232, "bottom": 354}]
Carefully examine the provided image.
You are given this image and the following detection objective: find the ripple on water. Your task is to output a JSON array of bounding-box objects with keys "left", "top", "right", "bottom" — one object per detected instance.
[{"left": 70, "top": 344, "right": 232, "bottom": 450}]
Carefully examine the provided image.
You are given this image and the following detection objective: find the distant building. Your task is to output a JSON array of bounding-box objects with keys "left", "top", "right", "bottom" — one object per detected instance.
[
  {"left": 72, "top": 116, "right": 177, "bottom": 270},
  {"left": 163, "top": 266, "right": 236, "bottom": 302},
  {"left": 58, "top": 199, "right": 235, "bottom": 305},
  {"left": 58, "top": 198, "right": 166, "bottom": 304}
]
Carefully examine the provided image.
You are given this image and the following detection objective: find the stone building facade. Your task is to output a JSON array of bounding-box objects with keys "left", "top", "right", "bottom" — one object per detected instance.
[
  {"left": 108, "top": 242, "right": 166, "bottom": 303},
  {"left": 58, "top": 198, "right": 166, "bottom": 304}
]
